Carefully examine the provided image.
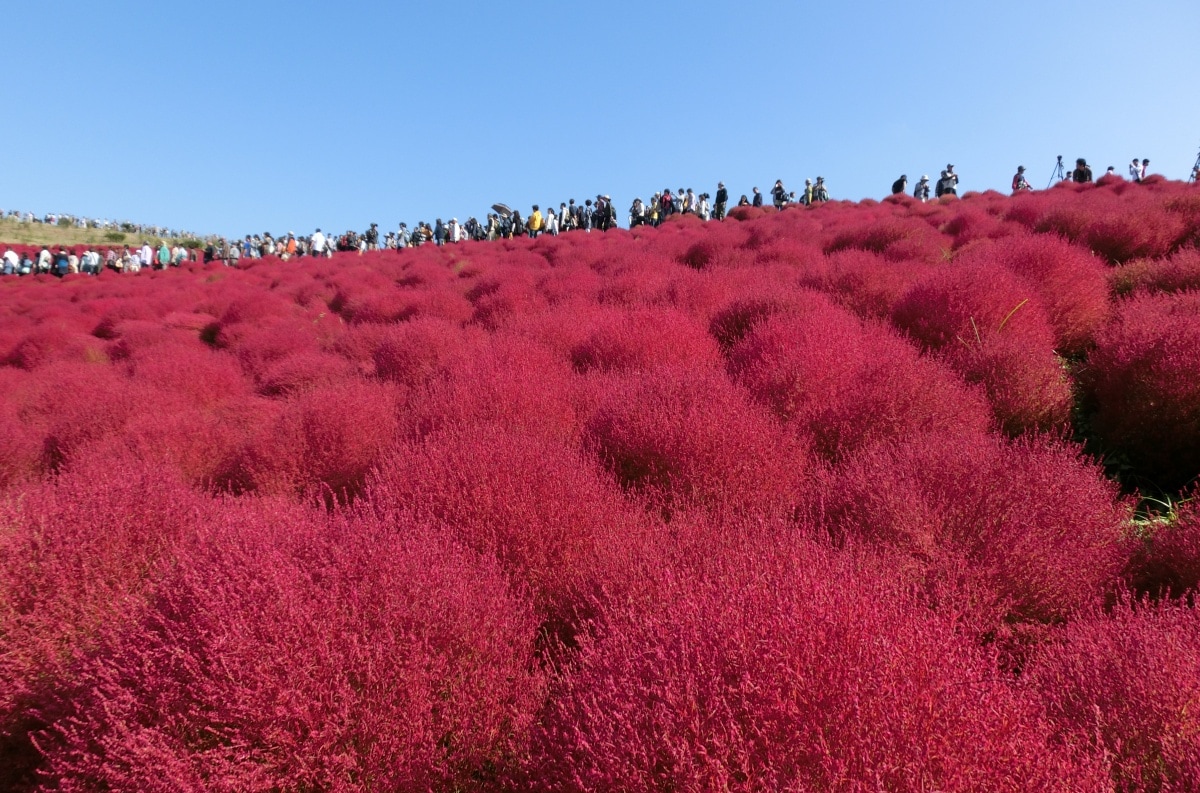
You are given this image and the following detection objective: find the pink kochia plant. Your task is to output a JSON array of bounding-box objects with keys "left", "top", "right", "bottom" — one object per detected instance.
[
  {"left": 1084, "top": 291, "right": 1200, "bottom": 490},
  {"left": 1027, "top": 599, "right": 1200, "bottom": 792},
  {"left": 728, "top": 303, "right": 993, "bottom": 460},
  {"left": 526, "top": 538, "right": 1108, "bottom": 792},
  {"left": 822, "top": 432, "right": 1132, "bottom": 633},
  {"left": 891, "top": 261, "right": 1073, "bottom": 434},
  {"left": 35, "top": 503, "right": 543, "bottom": 792}
]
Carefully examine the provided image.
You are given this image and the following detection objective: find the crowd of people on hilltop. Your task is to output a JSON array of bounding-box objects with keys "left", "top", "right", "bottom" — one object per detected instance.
[
  {"left": 0, "top": 209, "right": 195, "bottom": 241},
  {"left": 5, "top": 154, "right": 1192, "bottom": 280}
]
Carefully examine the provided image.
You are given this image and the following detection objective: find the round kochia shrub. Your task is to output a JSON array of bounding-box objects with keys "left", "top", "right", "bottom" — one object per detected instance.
[
  {"left": 35, "top": 504, "right": 543, "bottom": 792},
  {"left": 1083, "top": 291, "right": 1200, "bottom": 491},
  {"left": 583, "top": 365, "right": 813, "bottom": 515},
  {"left": 891, "top": 262, "right": 1072, "bottom": 434},
  {"left": 0, "top": 457, "right": 204, "bottom": 790},
  {"left": 1126, "top": 490, "right": 1200, "bottom": 599},
  {"left": 365, "top": 423, "right": 655, "bottom": 639},
  {"left": 525, "top": 538, "right": 1108, "bottom": 792},
  {"left": 1027, "top": 599, "right": 1200, "bottom": 793},
  {"left": 729, "top": 307, "right": 992, "bottom": 460},
  {"left": 954, "top": 233, "right": 1111, "bottom": 356},
  {"left": 822, "top": 432, "right": 1132, "bottom": 633}
]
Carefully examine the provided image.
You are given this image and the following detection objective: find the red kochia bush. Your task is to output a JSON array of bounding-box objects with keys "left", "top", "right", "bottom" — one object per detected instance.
[
  {"left": 955, "top": 233, "right": 1111, "bottom": 356},
  {"left": 729, "top": 305, "right": 992, "bottom": 460},
  {"left": 1127, "top": 492, "right": 1200, "bottom": 599},
  {"left": 35, "top": 504, "right": 543, "bottom": 792},
  {"left": 0, "top": 458, "right": 203, "bottom": 790},
  {"left": 366, "top": 424, "right": 655, "bottom": 637},
  {"left": 892, "top": 262, "right": 1072, "bottom": 434},
  {"left": 527, "top": 538, "right": 1107, "bottom": 792},
  {"left": 222, "top": 379, "right": 400, "bottom": 500},
  {"left": 823, "top": 432, "right": 1131, "bottom": 633},
  {"left": 583, "top": 366, "right": 813, "bottom": 516},
  {"left": 1111, "top": 246, "right": 1200, "bottom": 297},
  {"left": 1027, "top": 600, "right": 1200, "bottom": 792},
  {"left": 1083, "top": 292, "right": 1200, "bottom": 490},
  {"left": 407, "top": 334, "right": 582, "bottom": 443},
  {"left": 569, "top": 306, "right": 723, "bottom": 374}
]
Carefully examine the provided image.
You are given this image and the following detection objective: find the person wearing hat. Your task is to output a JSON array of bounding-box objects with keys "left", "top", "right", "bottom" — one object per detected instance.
[
  {"left": 1011, "top": 166, "right": 1031, "bottom": 193},
  {"left": 1072, "top": 158, "right": 1093, "bottom": 184},
  {"left": 714, "top": 181, "right": 728, "bottom": 221},
  {"left": 813, "top": 177, "right": 829, "bottom": 203},
  {"left": 891, "top": 174, "right": 908, "bottom": 195},
  {"left": 914, "top": 175, "right": 931, "bottom": 202}
]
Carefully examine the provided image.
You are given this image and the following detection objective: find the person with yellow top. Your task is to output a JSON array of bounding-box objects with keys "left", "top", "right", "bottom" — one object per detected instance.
[{"left": 528, "top": 205, "right": 543, "bottom": 238}]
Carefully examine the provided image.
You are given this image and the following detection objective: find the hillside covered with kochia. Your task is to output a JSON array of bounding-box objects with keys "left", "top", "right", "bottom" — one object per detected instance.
[{"left": 2, "top": 177, "right": 1200, "bottom": 792}]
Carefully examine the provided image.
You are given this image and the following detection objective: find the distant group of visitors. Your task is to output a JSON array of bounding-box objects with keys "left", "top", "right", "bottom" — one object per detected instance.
[
  {"left": 890, "top": 166, "right": 962, "bottom": 202},
  {"left": 1, "top": 241, "right": 196, "bottom": 277},
  {"left": 1, "top": 209, "right": 194, "bottom": 241},
  {"left": 6, "top": 152, "right": 1190, "bottom": 280}
]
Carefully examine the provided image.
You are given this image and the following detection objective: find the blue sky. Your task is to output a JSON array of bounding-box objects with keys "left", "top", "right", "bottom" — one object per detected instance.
[{"left": 5, "top": 1, "right": 1198, "bottom": 237}]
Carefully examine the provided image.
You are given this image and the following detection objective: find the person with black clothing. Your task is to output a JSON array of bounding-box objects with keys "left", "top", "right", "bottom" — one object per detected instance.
[
  {"left": 714, "top": 182, "right": 728, "bottom": 220},
  {"left": 891, "top": 174, "right": 907, "bottom": 195},
  {"left": 771, "top": 180, "right": 788, "bottom": 209},
  {"left": 1072, "top": 158, "right": 1093, "bottom": 183},
  {"left": 751, "top": 187, "right": 763, "bottom": 207}
]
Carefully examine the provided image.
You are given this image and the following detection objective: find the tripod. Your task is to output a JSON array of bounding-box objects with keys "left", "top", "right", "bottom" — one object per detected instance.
[{"left": 1047, "top": 155, "right": 1066, "bottom": 188}]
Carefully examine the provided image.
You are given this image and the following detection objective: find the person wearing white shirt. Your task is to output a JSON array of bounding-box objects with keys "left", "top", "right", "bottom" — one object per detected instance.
[
  {"left": 311, "top": 228, "right": 327, "bottom": 256},
  {"left": 139, "top": 242, "right": 153, "bottom": 268}
]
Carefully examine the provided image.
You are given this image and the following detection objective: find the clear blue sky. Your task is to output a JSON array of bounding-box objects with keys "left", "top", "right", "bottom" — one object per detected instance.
[{"left": 5, "top": 1, "right": 1198, "bottom": 237}]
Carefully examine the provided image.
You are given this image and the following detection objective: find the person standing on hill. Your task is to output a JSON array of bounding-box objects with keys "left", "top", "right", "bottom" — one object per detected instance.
[
  {"left": 139, "top": 241, "right": 154, "bottom": 269},
  {"left": 714, "top": 182, "right": 728, "bottom": 221},
  {"left": 813, "top": 177, "right": 829, "bottom": 202},
  {"left": 771, "top": 180, "right": 789, "bottom": 209},
  {"left": 752, "top": 187, "right": 763, "bottom": 207},
  {"left": 1129, "top": 159, "right": 1140, "bottom": 182},
  {"left": 1072, "top": 158, "right": 1093, "bottom": 183},
  {"left": 1140, "top": 159, "right": 1150, "bottom": 180},
  {"left": 157, "top": 241, "right": 170, "bottom": 269},
  {"left": 1011, "top": 166, "right": 1031, "bottom": 193},
  {"left": 892, "top": 175, "right": 907, "bottom": 195},
  {"left": 528, "top": 206, "right": 543, "bottom": 238},
  {"left": 312, "top": 228, "right": 327, "bottom": 256}
]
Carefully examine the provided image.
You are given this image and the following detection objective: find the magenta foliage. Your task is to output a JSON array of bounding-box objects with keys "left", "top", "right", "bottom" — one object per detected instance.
[
  {"left": 955, "top": 233, "right": 1111, "bottom": 355},
  {"left": 822, "top": 432, "right": 1132, "bottom": 633},
  {"left": 583, "top": 365, "right": 813, "bottom": 516},
  {"left": 366, "top": 423, "right": 656, "bottom": 637},
  {"left": 892, "top": 261, "right": 1073, "bottom": 433},
  {"left": 0, "top": 458, "right": 204, "bottom": 789},
  {"left": 1128, "top": 491, "right": 1200, "bottom": 599},
  {"left": 1083, "top": 291, "right": 1200, "bottom": 490},
  {"left": 729, "top": 303, "right": 992, "bottom": 460},
  {"left": 526, "top": 537, "right": 1107, "bottom": 792},
  {"left": 1027, "top": 599, "right": 1200, "bottom": 792},
  {"left": 35, "top": 503, "right": 543, "bottom": 792}
]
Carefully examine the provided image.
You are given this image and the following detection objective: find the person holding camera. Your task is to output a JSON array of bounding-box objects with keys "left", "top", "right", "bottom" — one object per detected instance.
[{"left": 913, "top": 175, "right": 931, "bottom": 202}]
